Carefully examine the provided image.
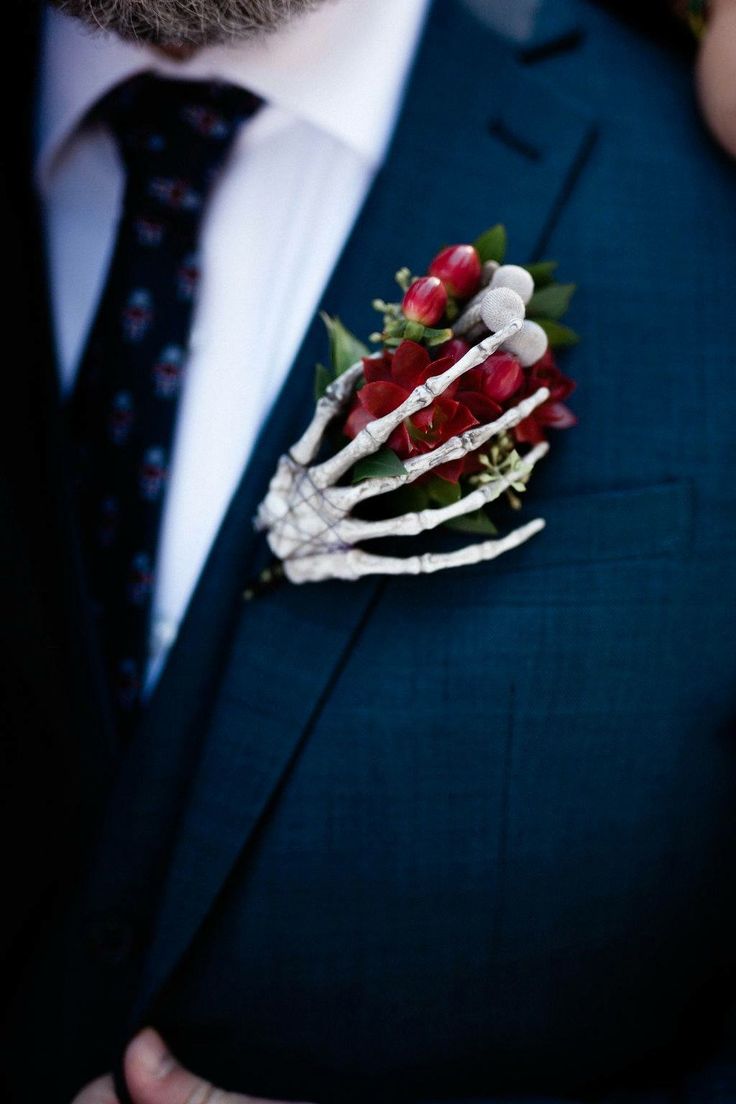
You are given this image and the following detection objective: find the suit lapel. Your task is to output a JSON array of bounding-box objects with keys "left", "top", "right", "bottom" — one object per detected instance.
[
  {"left": 10, "top": 7, "right": 116, "bottom": 812},
  {"left": 513, "top": 0, "right": 585, "bottom": 57},
  {"left": 129, "top": 0, "right": 597, "bottom": 1023}
]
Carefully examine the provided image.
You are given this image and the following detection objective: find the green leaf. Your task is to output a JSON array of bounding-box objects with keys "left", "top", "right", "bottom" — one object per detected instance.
[
  {"left": 527, "top": 282, "right": 576, "bottom": 320},
  {"left": 320, "top": 313, "right": 369, "bottom": 377},
  {"left": 474, "top": 223, "right": 507, "bottom": 264},
  {"left": 426, "top": 476, "right": 462, "bottom": 507},
  {"left": 385, "top": 484, "right": 431, "bottom": 514},
  {"left": 523, "top": 260, "right": 558, "bottom": 288},
  {"left": 443, "top": 508, "right": 498, "bottom": 535},
  {"left": 351, "top": 448, "right": 407, "bottom": 483},
  {"left": 313, "top": 362, "right": 333, "bottom": 401},
  {"left": 536, "top": 318, "right": 581, "bottom": 348}
]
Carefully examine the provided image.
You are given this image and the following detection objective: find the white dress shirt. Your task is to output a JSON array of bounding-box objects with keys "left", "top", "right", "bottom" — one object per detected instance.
[{"left": 36, "top": 0, "right": 429, "bottom": 691}]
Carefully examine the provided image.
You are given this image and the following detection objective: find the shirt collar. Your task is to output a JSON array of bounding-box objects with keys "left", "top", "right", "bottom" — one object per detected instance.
[{"left": 36, "top": 0, "right": 430, "bottom": 188}]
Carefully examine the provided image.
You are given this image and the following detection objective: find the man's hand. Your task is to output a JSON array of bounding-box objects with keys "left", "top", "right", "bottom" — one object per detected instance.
[{"left": 71, "top": 1027, "right": 314, "bottom": 1104}]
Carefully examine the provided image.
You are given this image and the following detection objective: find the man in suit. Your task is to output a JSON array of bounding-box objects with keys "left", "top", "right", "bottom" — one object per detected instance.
[{"left": 3, "top": 0, "right": 736, "bottom": 1102}]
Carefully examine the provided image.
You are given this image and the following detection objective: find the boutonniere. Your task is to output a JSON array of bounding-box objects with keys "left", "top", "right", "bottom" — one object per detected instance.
[{"left": 251, "top": 225, "right": 577, "bottom": 591}]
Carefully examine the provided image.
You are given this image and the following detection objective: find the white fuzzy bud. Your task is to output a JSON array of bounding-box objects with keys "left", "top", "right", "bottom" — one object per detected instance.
[
  {"left": 490, "top": 264, "right": 535, "bottom": 305},
  {"left": 503, "top": 319, "right": 548, "bottom": 367},
  {"left": 480, "top": 287, "right": 526, "bottom": 333}
]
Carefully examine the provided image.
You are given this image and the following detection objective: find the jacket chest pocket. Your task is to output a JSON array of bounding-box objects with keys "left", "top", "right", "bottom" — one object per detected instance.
[{"left": 491, "top": 477, "right": 693, "bottom": 574}]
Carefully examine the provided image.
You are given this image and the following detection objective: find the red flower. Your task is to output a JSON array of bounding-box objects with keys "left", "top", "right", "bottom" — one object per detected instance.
[
  {"left": 344, "top": 341, "right": 525, "bottom": 482},
  {"left": 344, "top": 342, "right": 474, "bottom": 481},
  {"left": 343, "top": 341, "right": 576, "bottom": 483},
  {"left": 512, "top": 348, "right": 577, "bottom": 444}
]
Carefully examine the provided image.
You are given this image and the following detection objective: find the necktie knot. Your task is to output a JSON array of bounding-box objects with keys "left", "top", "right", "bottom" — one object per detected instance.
[{"left": 94, "top": 73, "right": 262, "bottom": 225}]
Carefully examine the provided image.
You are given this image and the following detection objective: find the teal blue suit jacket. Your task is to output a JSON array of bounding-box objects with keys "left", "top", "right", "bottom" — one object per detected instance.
[{"left": 4, "top": 1, "right": 736, "bottom": 1101}]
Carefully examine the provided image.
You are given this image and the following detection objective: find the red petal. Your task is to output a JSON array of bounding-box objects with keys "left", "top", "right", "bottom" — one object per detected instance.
[
  {"left": 531, "top": 348, "right": 555, "bottom": 373},
  {"left": 443, "top": 400, "right": 479, "bottom": 438},
  {"left": 359, "top": 381, "right": 408, "bottom": 417},
  {"left": 412, "top": 396, "right": 477, "bottom": 440},
  {"left": 456, "top": 367, "right": 485, "bottom": 392},
  {"left": 513, "top": 416, "right": 545, "bottom": 445},
  {"left": 391, "top": 341, "right": 432, "bottom": 390},
  {"left": 462, "top": 450, "right": 486, "bottom": 475},
  {"left": 388, "top": 423, "right": 412, "bottom": 456},
  {"left": 455, "top": 392, "right": 501, "bottom": 425},
  {"left": 529, "top": 352, "right": 576, "bottom": 402},
  {"left": 541, "top": 374, "right": 576, "bottom": 403},
  {"left": 538, "top": 401, "right": 577, "bottom": 429},
  {"left": 410, "top": 405, "right": 435, "bottom": 433},
  {"left": 362, "top": 351, "right": 393, "bottom": 384},
  {"left": 393, "top": 343, "right": 454, "bottom": 392},
  {"left": 435, "top": 337, "right": 471, "bottom": 364},
  {"left": 427, "top": 355, "right": 454, "bottom": 378},
  {"left": 343, "top": 402, "right": 374, "bottom": 440},
  {"left": 432, "top": 458, "right": 465, "bottom": 483}
]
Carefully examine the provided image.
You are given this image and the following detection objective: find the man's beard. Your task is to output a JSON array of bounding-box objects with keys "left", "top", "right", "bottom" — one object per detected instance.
[{"left": 50, "top": 0, "right": 326, "bottom": 46}]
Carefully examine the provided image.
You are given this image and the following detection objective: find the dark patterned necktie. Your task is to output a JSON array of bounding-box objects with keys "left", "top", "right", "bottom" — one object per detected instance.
[{"left": 67, "top": 73, "right": 261, "bottom": 731}]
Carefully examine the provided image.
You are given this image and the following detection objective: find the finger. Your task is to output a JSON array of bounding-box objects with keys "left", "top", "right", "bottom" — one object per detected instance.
[
  {"left": 339, "top": 441, "right": 549, "bottom": 542},
  {"left": 379, "top": 385, "right": 550, "bottom": 487},
  {"left": 311, "top": 319, "right": 523, "bottom": 488},
  {"left": 70, "top": 1073, "right": 119, "bottom": 1104},
  {"left": 288, "top": 360, "right": 363, "bottom": 466},
  {"left": 332, "top": 385, "right": 550, "bottom": 510},
  {"left": 124, "top": 1029, "right": 307, "bottom": 1104},
  {"left": 124, "top": 1029, "right": 226, "bottom": 1104},
  {"left": 284, "top": 517, "right": 546, "bottom": 582}
]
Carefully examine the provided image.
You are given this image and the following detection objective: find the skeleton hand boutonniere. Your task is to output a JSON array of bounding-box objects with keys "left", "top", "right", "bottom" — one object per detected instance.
[{"left": 253, "top": 225, "right": 578, "bottom": 588}]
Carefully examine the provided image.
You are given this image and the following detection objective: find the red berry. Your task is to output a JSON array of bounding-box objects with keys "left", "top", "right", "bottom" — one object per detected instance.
[
  {"left": 402, "top": 276, "right": 448, "bottom": 326},
  {"left": 429, "top": 244, "right": 482, "bottom": 299}
]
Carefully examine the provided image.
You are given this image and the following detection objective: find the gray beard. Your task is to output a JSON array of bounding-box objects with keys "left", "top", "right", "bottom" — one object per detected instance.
[{"left": 50, "top": 0, "right": 326, "bottom": 46}]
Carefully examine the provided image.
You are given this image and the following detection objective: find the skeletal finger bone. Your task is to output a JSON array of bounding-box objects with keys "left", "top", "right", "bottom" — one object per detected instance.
[
  {"left": 335, "top": 384, "right": 550, "bottom": 510},
  {"left": 283, "top": 517, "right": 546, "bottom": 584},
  {"left": 256, "top": 309, "right": 553, "bottom": 585},
  {"left": 311, "top": 314, "right": 523, "bottom": 489},
  {"left": 339, "top": 441, "right": 548, "bottom": 542},
  {"left": 289, "top": 361, "right": 364, "bottom": 466}
]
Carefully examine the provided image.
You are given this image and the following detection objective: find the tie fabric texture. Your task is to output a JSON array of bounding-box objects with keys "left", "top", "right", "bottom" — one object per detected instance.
[{"left": 67, "top": 73, "right": 261, "bottom": 732}]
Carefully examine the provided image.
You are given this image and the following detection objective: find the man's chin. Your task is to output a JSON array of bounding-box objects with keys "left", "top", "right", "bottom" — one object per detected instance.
[{"left": 49, "top": 0, "right": 325, "bottom": 48}]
